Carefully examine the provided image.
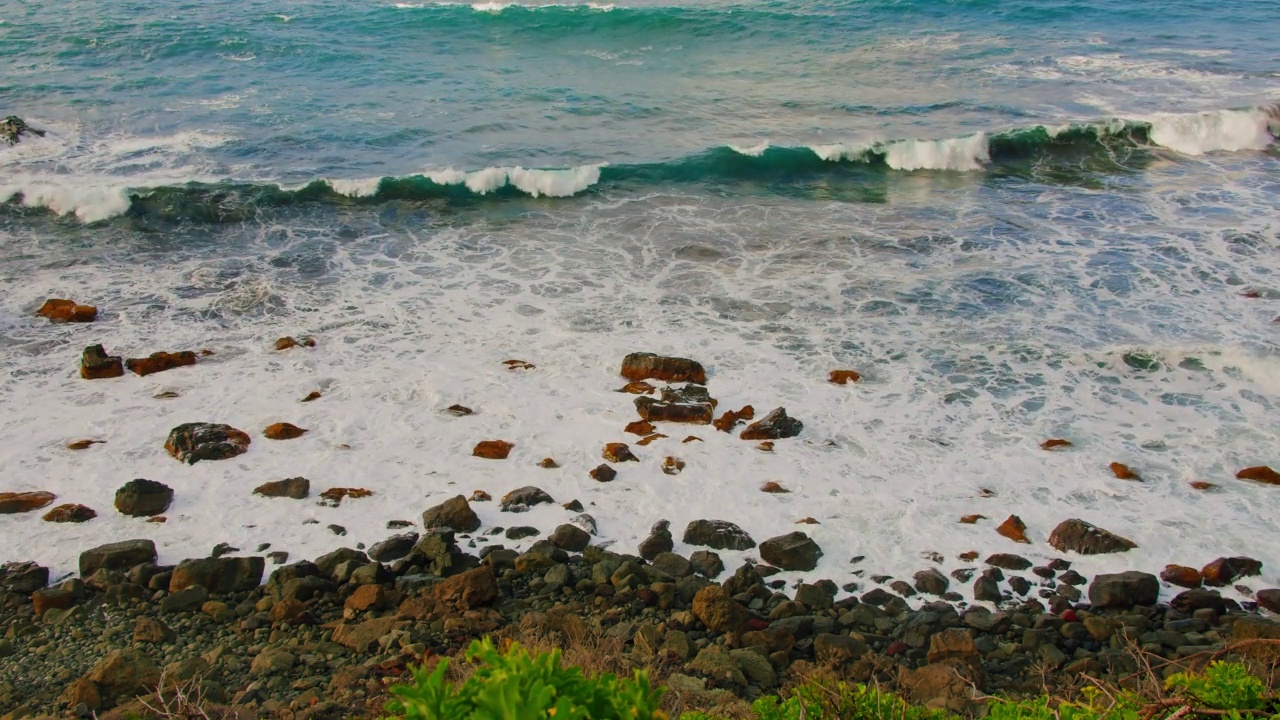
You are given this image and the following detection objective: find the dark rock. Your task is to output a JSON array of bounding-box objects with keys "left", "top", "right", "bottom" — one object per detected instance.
[
  {"left": 690, "top": 550, "right": 724, "bottom": 579},
  {"left": 422, "top": 495, "right": 481, "bottom": 532},
  {"left": 692, "top": 585, "right": 750, "bottom": 634},
  {"left": 739, "top": 407, "right": 803, "bottom": 441},
  {"left": 1009, "top": 576, "right": 1032, "bottom": 595},
  {"left": 1257, "top": 589, "right": 1280, "bottom": 614},
  {"left": 368, "top": 533, "right": 419, "bottom": 563},
  {"left": 316, "top": 548, "right": 369, "bottom": 578},
  {"left": 505, "top": 526, "right": 540, "bottom": 540},
  {"left": 650, "top": 552, "right": 694, "bottom": 578},
  {"left": 114, "top": 479, "right": 174, "bottom": 517},
  {"left": 2, "top": 116, "right": 45, "bottom": 145},
  {"left": 165, "top": 423, "right": 251, "bottom": 464},
  {"left": 42, "top": 503, "right": 97, "bottom": 523},
  {"left": 1047, "top": 519, "right": 1137, "bottom": 555},
  {"left": 80, "top": 540, "right": 157, "bottom": 577},
  {"left": 500, "top": 486, "right": 554, "bottom": 512},
  {"left": 0, "top": 561, "right": 49, "bottom": 594},
  {"left": 634, "top": 391, "right": 715, "bottom": 424},
  {"left": 759, "top": 532, "right": 823, "bottom": 571},
  {"left": 589, "top": 464, "right": 618, "bottom": 482},
  {"left": 985, "top": 553, "right": 1032, "bottom": 571},
  {"left": 973, "top": 571, "right": 1002, "bottom": 603},
  {"left": 254, "top": 477, "right": 310, "bottom": 499},
  {"left": 914, "top": 568, "right": 950, "bottom": 596},
  {"left": 80, "top": 344, "right": 124, "bottom": 380},
  {"left": 549, "top": 524, "right": 591, "bottom": 551},
  {"left": 639, "top": 520, "right": 674, "bottom": 560},
  {"left": 620, "top": 352, "right": 707, "bottom": 384},
  {"left": 683, "top": 519, "right": 756, "bottom": 551},
  {"left": 329, "top": 524, "right": 347, "bottom": 535},
  {"left": 1202, "top": 557, "right": 1262, "bottom": 586},
  {"left": 1089, "top": 571, "right": 1158, "bottom": 609},
  {"left": 169, "top": 557, "right": 264, "bottom": 594}
]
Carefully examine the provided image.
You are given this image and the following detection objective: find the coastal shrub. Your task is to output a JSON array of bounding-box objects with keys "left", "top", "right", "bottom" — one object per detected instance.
[
  {"left": 385, "top": 637, "right": 666, "bottom": 720},
  {"left": 1165, "top": 661, "right": 1268, "bottom": 712},
  {"left": 985, "top": 686, "right": 1141, "bottom": 720},
  {"left": 678, "top": 678, "right": 949, "bottom": 720}
]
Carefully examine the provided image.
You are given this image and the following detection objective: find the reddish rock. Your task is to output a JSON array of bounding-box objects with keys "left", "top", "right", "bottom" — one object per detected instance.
[
  {"left": 1046, "top": 519, "right": 1136, "bottom": 554},
  {"left": 302, "top": 391, "right": 322, "bottom": 402},
  {"left": 469, "top": 490, "right": 492, "bottom": 502},
  {"left": 1202, "top": 557, "right": 1263, "bottom": 586},
  {"left": 473, "top": 440, "right": 513, "bottom": 459},
  {"left": 125, "top": 351, "right": 196, "bottom": 376},
  {"left": 1190, "top": 481, "right": 1218, "bottom": 490},
  {"left": 740, "top": 408, "right": 803, "bottom": 440},
  {"left": 432, "top": 566, "right": 498, "bottom": 611},
  {"left": 165, "top": 422, "right": 250, "bottom": 463},
  {"left": 1161, "top": 565, "right": 1203, "bottom": 589},
  {"left": 42, "top": 503, "right": 96, "bottom": 523},
  {"left": 691, "top": 585, "right": 749, "bottom": 634},
  {"left": 503, "top": 359, "right": 535, "bottom": 370},
  {"left": 618, "top": 381, "right": 656, "bottom": 395},
  {"left": 275, "top": 336, "right": 315, "bottom": 351},
  {"left": 712, "top": 405, "right": 755, "bottom": 433},
  {"left": 1237, "top": 466, "right": 1280, "bottom": 485},
  {"left": 1109, "top": 462, "right": 1140, "bottom": 480},
  {"left": 345, "top": 585, "right": 390, "bottom": 613},
  {"left": 37, "top": 298, "right": 98, "bottom": 323},
  {"left": 254, "top": 477, "right": 310, "bottom": 499},
  {"left": 537, "top": 458, "right": 559, "bottom": 468},
  {"left": 270, "top": 598, "right": 308, "bottom": 624},
  {"left": 636, "top": 434, "right": 667, "bottom": 446},
  {"left": 80, "top": 344, "right": 123, "bottom": 379},
  {"left": 603, "top": 443, "right": 637, "bottom": 463},
  {"left": 760, "top": 481, "right": 789, "bottom": 494},
  {"left": 33, "top": 588, "right": 74, "bottom": 616},
  {"left": 635, "top": 396, "right": 714, "bottom": 424},
  {"left": 757, "top": 441, "right": 774, "bottom": 452},
  {"left": 0, "top": 491, "right": 56, "bottom": 514},
  {"left": 620, "top": 352, "right": 707, "bottom": 384},
  {"left": 445, "top": 404, "right": 473, "bottom": 416},
  {"left": 662, "top": 457, "right": 685, "bottom": 476},
  {"left": 66, "top": 439, "right": 104, "bottom": 450},
  {"left": 625, "top": 420, "right": 656, "bottom": 436},
  {"left": 958, "top": 551, "right": 979, "bottom": 562},
  {"left": 1041, "top": 439, "right": 1072, "bottom": 450},
  {"left": 319, "top": 487, "right": 372, "bottom": 506},
  {"left": 996, "top": 515, "right": 1029, "bottom": 544},
  {"left": 148, "top": 516, "right": 167, "bottom": 523},
  {"left": 589, "top": 464, "right": 617, "bottom": 483},
  {"left": 829, "top": 370, "right": 861, "bottom": 385},
  {"left": 264, "top": 422, "right": 308, "bottom": 440},
  {"left": 796, "top": 517, "right": 819, "bottom": 524},
  {"left": 959, "top": 514, "right": 985, "bottom": 524},
  {"left": 682, "top": 436, "right": 703, "bottom": 444}
]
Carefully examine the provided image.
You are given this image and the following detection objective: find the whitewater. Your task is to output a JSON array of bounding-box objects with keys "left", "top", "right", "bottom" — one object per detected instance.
[{"left": 2, "top": 0, "right": 1280, "bottom": 606}]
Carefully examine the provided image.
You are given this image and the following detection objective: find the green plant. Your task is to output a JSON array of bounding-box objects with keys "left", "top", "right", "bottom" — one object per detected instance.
[
  {"left": 386, "top": 637, "right": 667, "bottom": 720},
  {"left": 985, "top": 686, "right": 1141, "bottom": 720},
  {"left": 680, "top": 678, "right": 950, "bottom": 720},
  {"left": 1166, "top": 661, "right": 1267, "bottom": 712}
]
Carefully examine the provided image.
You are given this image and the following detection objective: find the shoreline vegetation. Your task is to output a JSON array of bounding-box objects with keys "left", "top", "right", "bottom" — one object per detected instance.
[{"left": 3, "top": 300, "right": 1280, "bottom": 719}]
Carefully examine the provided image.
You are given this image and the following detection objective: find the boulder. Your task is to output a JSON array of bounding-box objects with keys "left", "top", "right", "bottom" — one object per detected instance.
[
  {"left": 0, "top": 561, "right": 49, "bottom": 594},
  {"left": 125, "top": 351, "right": 196, "bottom": 376},
  {"left": 739, "top": 408, "right": 803, "bottom": 440},
  {"left": 332, "top": 616, "right": 401, "bottom": 653},
  {"left": 683, "top": 519, "right": 755, "bottom": 551},
  {"left": 114, "top": 479, "right": 173, "bottom": 517},
  {"left": 84, "top": 649, "right": 160, "bottom": 706},
  {"left": 80, "top": 540, "right": 157, "bottom": 577},
  {"left": 758, "top": 532, "right": 823, "bottom": 571},
  {"left": 996, "top": 515, "right": 1029, "bottom": 544},
  {"left": 473, "top": 440, "right": 514, "bottom": 459},
  {"left": 434, "top": 566, "right": 499, "bottom": 610},
  {"left": 165, "top": 423, "right": 251, "bottom": 464},
  {"left": 500, "top": 486, "right": 554, "bottom": 512},
  {"left": 42, "top": 503, "right": 97, "bottom": 523},
  {"left": 1236, "top": 466, "right": 1280, "bottom": 485},
  {"left": 590, "top": 464, "right": 617, "bottom": 482},
  {"left": 132, "top": 617, "right": 175, "bottom": 645},
  {"left": 602, "top": 443, "right": 638, "bottom": 462},
  {"left": 985, "top": 553, "right": 1032, "bottom": 571},
  {"left": 692, "top": 585, "right": 750, "bottom": 634},
  {"left": 1160, "top": 565, "right": 1203, "bottom": 589},
  {"left": 80, "top": 344, "right": 124, "bottom": 379},
  {"left": 639, "top": 521, "right": 674, "bottom": 560},
  {"left": 625, "top": 420, "right": 656, "bottom": 435},
  {"left": 368, "top": 532, "right": 419, "bottom": 562},
  {"left": 422, "top": 495, "right": 482, "bottom": 532},
  {"left": 689, "top": 550, "right": 725, "bottom": 579},
  {"left": 548, "top": 524, "right": 591, "bottom": 552},
  {"left": 1256, "top": 589, "right": 1280, "bottom": 614},
  {"left": 1202, "top": 557, "right": 1262, "bottom": 586},
  {"left": 2, "top": 116, "right": 45, "bottom": 145},
  {"left": 264, "top": 422, "right": 307, "bottom": 440},
  {"left": 254, "top": 477, "right": 310, "bottom": 499},
  {"left": 620, "top": 352, "right": 707, "bottom": 384},
  {"left": 168, "top": 556, "right": 264, "bottom": 594},
  {"left": 829, "top": 370, "right": 861, "bottom": 385},
  {"left": 1047, "top": 519, "right": 1136, "bottom": 555},
  {"left": 1088, "top": 571, "right": 1158, "bottom": 609},
  {"left": 0, "top": 491, "right": 56, "bottom": 514},
  {"left": 37, "top": 299, "right": 97, "bottom": 323},
  {"left": 914, "top": 568, "right": 950, "bottom": 596}
]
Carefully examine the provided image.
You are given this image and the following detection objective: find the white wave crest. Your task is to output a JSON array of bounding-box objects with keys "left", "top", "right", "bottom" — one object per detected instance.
[
  {"left": 729, "top": 142, "right": 769, "bottom": 157},
  {"left": 427, "top": 164, "right": 602, "bottom": 197},
  {"left": 882, "top": 133, "right": 989, "bottom": 172},
  {"left": 1148, "top": 108, "right": 1275, "bottom": 156},
  {"left": 809, "top": 142, "right": 870, "bottom": 162},
  {"left": 328, "top": 177, "right": 384, "bottom": 197}
]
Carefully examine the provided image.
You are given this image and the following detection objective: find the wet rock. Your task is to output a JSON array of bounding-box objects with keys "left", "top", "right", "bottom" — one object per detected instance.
[
  {"left": 66, "top": 438, "right": 104, "bottom": 450},
  {"left": 683, "top": 519, "right": 756, "bottom": 551},
  {"left": 0, "top": 561, "right": 49, "bottom": 594},
  {"left": 165, "top": 423, "right": 251, "bottom": 464},
  {"left": 421, "top": 495, "right": 481, "bottom": 532},
  {"left": 1109, "top": 462, "right": 1140, "bottom": 480},
  {"left": 501, "top": 486, "right": 554, "bottom": 512},
  {"left": 1089, "top": 571, "right": 1158, "bottom": 609},
  {"left": 739, "top": 407, "right": 802, "bottom": 440},
  {"left": 635, "top": 394, "right": 714, "bottom": 424},
  {"left": 125, "top": 351, "right": 197, "bottom": 376},
  {"left": 713, "top": 405, "right": 754, "bottom": 433},
  {"left": 254, "top": 477, "right": 310, "bottom": 499},
  {"left": 639, "top": 521, "right": 674, "bottom": 561},
  {"left": 985, "top": 553, "right": 1032, "bottom": 571},
  {"left": 603, "top": 443, "right": 638, "bottom": 462},
  {"left": 637, "top": 433, "right": 667, "bottom": 446},
  {"left": 1256, "top": 589, "right": 1280, "bottom": 614},
  {"left": 42, "top": 503, "right": 97, "bottom": 523},
  {"left": 473, "top": 440, "right": 514, "bottom": 459},
  {"left": 973, "top": 570, "right": 1002, "bottom": 603},
  {"left": 1161, "top": 565, "right": 1203, "bottom": 589},
  {"left": 318, "top": 487, "right": 372, "bottom": 506},
  {"left": 590, "top": 464, "right": 617, "bottom": 482},
  {"left": 690, "top": 551, "right": 725, "bottom": 580},
  {"left": 539, "top": 457, "right": 560, "bottom": 468},
  {"left": 114, "top": 479, "right": 173, "bottom": 517},
  {"left": 692, "top": 585, "right": 749, "bottom": 634},
  {"left": 302, "top": 390, "right": 322, "bottom": 402},
  {"left": 275, "top": 336, "right": 316, "bottom": 350},
  {"left": 368, "top": 532, "right": 419, "bottom": 562},
  {"left": 760, "top": 481, "right": 789, "bottom": 493},
  {"left": 505, "top": 526, "right": 539, "bottom": 540},
  {"left": 829, "top": 370, "right": 861, "bottom": 385},
  {"left": 445, "top": 404, "right": 473, "bottom": 416},
  {"left": 662, "top": 456, "right": 685, "bottom": 475},
  {"left": 37, "top": 298, "right": 96, "bottom": 323},
  {"left": 3, "top": 116, "right": 45, "bottom": 144},
  {"left": 914, "top": 568, "right": 950, "bottom": 596},
  {"left": 79, "top": 540, "right": 156, "bottom": 577},
  {"left": 1202, "top": 557, "right": 1262, "bottom": 586},
  {"left": 264, "top": 422, "right": 307, "bottom": 440},
  {"left": 996, "top": 515, "right": 1029, "bottom": 544},
  {"left": 169, "top": 556, "right": 264, "bottom": 594},
  {"left": 549, "top": 524, "right": 591, "bottom": 552},
  {"left": 620, "top": 352, "right": 707, "bottom": 384},
  {"left": 0, "top": 491, "right": 56, "bottom": 514},
  {"left": 1041, "top": 439, "right": 1072, "bottom": 450},
  {"left": 1236, "top": 466, "right": 1280, "bottom": 485},
  {"left": 759, "top": 532, "right": 823, "bottom": 571},
  {"left": 504, "top": 358, "right": 536, "bottom": 370},
  {"left": 1047, "top": 518, "right": 1136, "bottom": 555},
  {"left": 626, "top": 420, "right": 656, "bottom": 435},
  {"left": 80, "top": 344, "right": 124, "bottom": 380}
]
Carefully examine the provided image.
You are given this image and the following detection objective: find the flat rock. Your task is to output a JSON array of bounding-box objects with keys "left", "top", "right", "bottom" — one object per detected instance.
[
  {"left": 620, "top": 352, "right": 707, "bottom": 384},
  {"left": 80, "top": 344, "right": 123, "bottom": 380},
  {"left": 1047, "top": 518, "right": 1136, "bottom": 554},
  {"left": 37, "top": 298, "right": 97, "bottom": 323},
  {"left": 264, "top": 422, "right": 307, "bottom": 440},
  {"left": 368, "top": 532, "right": 419, "bottom": 562},
  {"left": 758, "top": 532, "right": 823, "bottom": 571},
  {"left": 422, "top": 495, "right": 481, "bottom": 532},
  {"left": 0, "top": 491, "right": 56, "bottom": 514},
  {"left": 165, "top": 423, "right": 251, "bottom": 464},
  {"left": 80, "top": 540, "right": 157, "bottom": 577},
  {"left": 1236, "top": 466, "right": 1280, "bottom": 485},
  {"left": 0, "top": 561, "right": 49, "bottom": 594},
  {"left": 254, "top": 477, "right": 310, "bottom": 499},
  {"left": 739, "top": 407, "right": 802, "bottom": 440},
  {"left": 126, "top": 351, "right": 196, "bottom": 376},
  {"left": 683, "top": 519, "right": 755, "bottom": 551}
]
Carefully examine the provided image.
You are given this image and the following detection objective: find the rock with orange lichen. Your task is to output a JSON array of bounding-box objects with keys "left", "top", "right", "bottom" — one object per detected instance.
[
  {"left": 636, "top": 434, "right": 667, "bottom": 446},
  {"left": 740, "top": 407, "right": 802, "bottom": 441},
  {"left": 602, "top": 443, "right": 637, "bottom": 463},
  {"left": 996, "top": 515, "right": 1029, "bottom": 544},
  {"left": 66, "top": 439, "right": 104, "bottom": 450},
  {"left": 0, "top": 491, "right": 56, "bottom": 514},
  {"left": 1040, "top": 439, "right": 1072, "bottom": 450},
  {"left": 625, "top": 420, "right": 655, "bottom": 436},
  {"left": 319, "top": 487, "right": 373, "bottom": 507},
  {"left": 682, "top": 436, "right": 703, "bottom": 444},
  {"left": 166, "top": 423, "right": 250, "bottom": 464},
  {"left": 958, "top": 514, "right": 985, "bottom": 524},
  {"left": 760, "top": 481, "right": 789, "bottom": 494},
  {"left": 42, "top": 503, "right": 97, "bottom": 523},
  {"left": 275, "top": 336, "right": 316, "bottom": 351},
  {"left": 662, "top": 457, "right": 685, "bottom": 476},
  {"left": 1237, "top": 466, "right": 1280, "bottom": 485},
  {"left": 589, "top": 464, "right": 616, "bottom": 483},
  {"left": 620, "top": 352, "right": 706, "bottom": 384},
  {"left": 264, "top": 423, "right": 308, "bottom": 440},
  {"left": 125, "top": 351, "right": 197, "bottom": 376},
  {"left": 958, "top": 551, "right": 979, "bottom": 562},
  {"left": 1161, "top": 564, "right": 1203, "bottom": 589},
  {"left": 537, "top": 458, "right": 559, "bottom": 469},
  {"left": 1109, "top": 462, "right": 1140, "bottom": 480},
  {"left": 712, "top": 405, "right": 754, "bottom": 433},
  {"left": 757, "top": 442, "right": 774, "bottom": 452},
  {"left": 1202, "top": 557, "right": 1262, "bottom": 587},
  {"left": 473, "top": 440, "right": 513, "bottom": 460},
  {"left": 469, "top": 490, "right": 492, "bottom": 502},
  {"left": 37, "top": 299, "right": 98, "bottom": 323},
  {"left": 618, "top": 381, "right": 656, "bottom": 395},
  {"left": 829, "top": 370, "right": 861, "bottom": 385},
  {"left": 1190, "top": 481, "right": 1217, "bottom": 490},
  {"left": 80, "top": 344, "right": 123, "bottom": 380},
  {"left": 301, "top": 391, "right": 322, "bottom": 402},
  {"left": 503, "top": 359, "right": 535, "bottom": 370}
]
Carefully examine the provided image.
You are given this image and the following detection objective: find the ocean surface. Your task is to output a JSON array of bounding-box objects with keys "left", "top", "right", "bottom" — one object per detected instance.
[{"left": 2, "top": 0, "right": 1279, "bottom": 597}]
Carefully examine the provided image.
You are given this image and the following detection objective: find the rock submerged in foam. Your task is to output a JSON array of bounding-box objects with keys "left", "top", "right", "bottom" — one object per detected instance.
[
  {"left": 80, "top": 344, "right": 123, "bottom": 380},
  {"left": 620, "top": 352, "right": 707, "bottom": 384},
  {"left": 165, "top": 422, "right": 251, "bottom": 464},
  {"left": 37, "top": 298, "right": 97, "bottom": 323}
]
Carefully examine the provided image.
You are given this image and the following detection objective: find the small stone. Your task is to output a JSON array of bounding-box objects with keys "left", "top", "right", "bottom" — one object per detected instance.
[
  {"left": 538, "top": 458, "right": 560, "bottom": 468},
  {"left": 829, "top": 370, "right": 861, "bottom": 384},
  {"left": 473, "top": 440, "right": 514, "bottom": 459},
  {"left": 590, "top": 464, "right": 617, "bottom": 482},
  {"left": 264, "top": 422, "right": 308, "bottom": 440},
  {"left": 503, "top": 359, "right": 536, "bottom": 370},
  {"left": 42, "top": 503, "right": 96, "bottom": 523},
  {"left": 683, "top": 436, "right": 703, "bottom": 443},
  {"left": 603, "top": 443, "right": 638, "bottom": 462},
  {"left": 254, "top": 477, "right": 310, "bottom": 499},
  {"left": 1109, "top": 462, "right": 1140, "bottom": 480},
  {"left": 760, "top": 481, "right": 789, "bottom": 493},
  {"left": 80, "top": 344, "right": 124, "bottom": 380},
  {"left": 662, "top": 457, "right": 685, "bottom": 475},
  {"left": 757, "top": 441, "right": 774, "bottom": 452},
  {"left": 445, "top": 404, "right": 473, "bottom": 416},
  {"left": 739, "top": 407, "right": 802, "bottom": 441},
  {"left": 959, "top": 514, "right": 985, "bottom": 524},
  {"left": 1202, "top": 557, "right": 1262, "bottom": 586},
  {"left": 1190, "top": 481, "right": 1218, "bottom": 490},
  {"left": 66, "top": 439, "right": 104, "bottom": 450},
  {"left": 301, "top": 391, "right": 322, "bottom": 402},
  {"left": 318, "top": 487, "right": 372, "bottom": 506},
  {"left": 469, "top": 490, "right": 492, "bottom": 502},
  {"left": 997, "top": 515, "right": 1029, "bottom": 544},
  {"left": 275, "top": 336, "right": 316, "bottom": 350},
  {"left": 796, "top": 517, "right": 819, "bottom": 524},
  {"left": 1041, "top": 439, "right": 1072, "bottom": 450},
  {"left": 618, "top": 381, "right": 656, "bottom": 394}
]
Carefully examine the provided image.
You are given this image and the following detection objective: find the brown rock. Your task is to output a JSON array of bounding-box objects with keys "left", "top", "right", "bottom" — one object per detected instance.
[
  {"left": 625, "top": 420, "right": 656, "bottom": 436},
  {"left": 1161, "top": 565, "right": 1203, "bottom": 588},
  {"left": 125, "top": 351, "right": 196, "bottom": 376},
  {"left": 42, "top": 503, "right": 96, "bottom": 523},
  {"left": 38, "top": 298, "right": 97, "bottom": 323},
  {"left": 712, "top": 405, "right": 755, "bottom": 433},
  {"left": 1109, "top": 462, "right": 1140, "bottom": 480},
  {"left": 422, "top": 495, "right": 481, "bottom": 532},
  {"left": 1190, "top": 481, "right": 1218, "bottom": 490},
  {"left": 760, "top": 481, "right": 789, "bottom": 494},
  {"left": 796, "top": 517, "right": 819, "bottom": 524},
  {"left": 618, "top": 381, "right": 656, "bottom": 395},
  {"left": 590, "top": 464, "right": 617, "bottom": 482},
  {"left": 264, "top": 422, "right": 308, "bottom": 440},
  {"left": 958, "top": 551, "right": 979, "bottom": 562},
  {"left": 469, "top": 490, "right": 492, "bottom": 502},
  {"left": 692, "top": 585, "right": 750, "bottom": 634},
  {"left": 319, "top": 487, "right": 372, "bottom": 506},
  {"left": 927, "top": 628, "right": 977, "bottom": 664},
  {"left": 275, "top": 336, "right": 315, "bottom": 350},
  {"left": 636, "top": 434, "right": 667, "bottom": 446},
  {"left": 959, "top": 514, "right": 985, "bottom": 524},
  {"left": 80, "top": 344, "right": 124, "bottom": 379},
  {"left": 1202, "top": 557, "right": 1263, "bottom": 586},
  {"left": 996, "top": 515, "right": 1029, "bottom": 544},
  {"left": 132, "top": 617, "right": 175, "bottom": 645},
  {"left": 620, "top": 352, "right": 707, "bottom": 384},
  {"left": 66, "top": 439, "right": 104, "bottom": 450},
  {"left": 345, "top": 585, "right": 390, "bottom": 613},
  {"left": 62, "top": 678, "right": 101, "bottom": 711},
  {"left": 302, "top": 391, "right": 322, "bottom": 402},
  {"left": 270, "top": 598, "right": 308, "bottom": 623},
  {"left": 1041, "top": 439, "right": 1072, "bottom": 450},
  {"left": 0, "top": 491, "right": 56, "bottom": 514},
  {"left": 165, "top": 422, "right": 250, "bottom": 463},
  {"left": 503, "top": 358, "right": 536, "bottom": 370},
  {"left": 683, "top": 435, "right": 703, "bottom": 443},
  {"left": 603, "top": 443, "right": 638, "bottom": 462},
  {"left": 254, "top": 477, "right": 310, "bottom": 499},
  {"left": 445, "top": 404, "right": 473, "bottom": 416},
  {"left": 635, "top": 396, "right": 714, "bottom": 424},
  {"left": 473, "top": 440, "right": 513, "bottom": 459},
  {"left": 33, "top": 588, "right": 74, "bottom": 616},
  {"left": 739, "top": 407, "right": 802, "bottom": 441},
  {"left": 148, "top": 516, "right": 166, "bottom": 523},
  {"left": 332, "top": 615, "right": 400, "bottom": 653},
  {"left": 662, "top": 457, "right": 685, "bottom": 476},
  {"left": 1046, "top": 519, "right": 1136, "bottom": 555},
  {"left": 85, "top": 649, "right": 161, "bottom": 704},
  {"left": 433, "top": 566, "right": 498, "bottom": 611},
  {"left": 757, "top": 441, "right": 774, "bottom": 452},
  {"left": 1237, "top": 466, "right": 1280, "bottom": 485},
  {"left": 538, "top": 458, "right": 560, "bottom": 468},
  {"left": 829, "top": 370, "right": 861, "bottom": 385}
]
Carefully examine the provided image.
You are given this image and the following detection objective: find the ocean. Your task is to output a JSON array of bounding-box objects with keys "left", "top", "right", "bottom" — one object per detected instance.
[{"left": 2, "top": 0, "right": 1279, "bottom": 597}]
